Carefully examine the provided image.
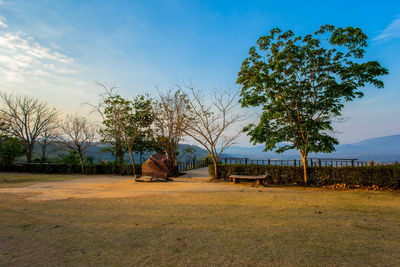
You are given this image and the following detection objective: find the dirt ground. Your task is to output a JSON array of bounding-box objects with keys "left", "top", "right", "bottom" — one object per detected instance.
[{"left": 0, "top": 168, "right": 253, "bottom": 201}]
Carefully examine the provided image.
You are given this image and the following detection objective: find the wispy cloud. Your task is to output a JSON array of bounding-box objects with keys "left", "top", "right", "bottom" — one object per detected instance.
[
  {"left": 0, "top": 15, "right": 7, "bottom": 28},
  {"left": 374, "top": 15, "right": 400, "bottom": 42},
  {"left": 0, "top": 15, "right": 74, "bottom": 82}
]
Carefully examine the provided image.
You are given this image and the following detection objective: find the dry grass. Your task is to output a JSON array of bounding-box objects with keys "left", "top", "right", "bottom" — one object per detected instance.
[
  {"left": 0, "top": 173, "right": 83, "bottom": 188},
  {"left": 1, "top": 175, "right": 400, "bottom": 266}
]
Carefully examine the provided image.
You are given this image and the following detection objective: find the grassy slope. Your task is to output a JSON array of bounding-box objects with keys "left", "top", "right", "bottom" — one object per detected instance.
[{"left": 1, "top": 187, "right": 400, "bottom": 266}]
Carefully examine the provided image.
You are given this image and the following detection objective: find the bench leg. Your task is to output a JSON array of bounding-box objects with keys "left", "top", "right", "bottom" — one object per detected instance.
[{"left": 233, "top": 178, "right": 237, "bottom": 184}]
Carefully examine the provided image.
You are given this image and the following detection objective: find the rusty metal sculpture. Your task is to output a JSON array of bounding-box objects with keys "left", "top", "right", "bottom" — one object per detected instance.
[{"left": 140, "top": 151, "right": 173, "bottom": 181}]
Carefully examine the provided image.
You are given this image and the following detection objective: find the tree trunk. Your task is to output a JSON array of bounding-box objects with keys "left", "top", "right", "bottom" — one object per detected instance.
[
  {"left": 128, "top": 148, "right": 136, "bottom": 176},
  {"left": 78, "top": 148, "right": 85, "bottom": 174},
  {"left": 301, "top": 154, "right": 308, "bottom": 184},
  {"left": 6, "top": 152, "right": 11, "bottom": 170},
  {"left": 41, "top": 140, "right": 47, "bottom": 163},
  {"left": 211, "top": 156, "right": 218, "bottom": 180},
  {"left": 26, "top": 143, "right": 34, "bottom": 163}
]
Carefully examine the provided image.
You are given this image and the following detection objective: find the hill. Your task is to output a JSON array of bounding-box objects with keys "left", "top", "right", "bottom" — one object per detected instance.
[{"left": 224, "top": 135, "right": 400, "bottom": 162}]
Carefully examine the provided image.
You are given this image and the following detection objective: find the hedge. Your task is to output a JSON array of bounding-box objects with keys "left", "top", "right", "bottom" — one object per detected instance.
[
  {"left": 210, "top": 164, "right": 400, "bottom": 189},
  {"left": 0, "top": 163, "right": 142, "bottom": 176}
]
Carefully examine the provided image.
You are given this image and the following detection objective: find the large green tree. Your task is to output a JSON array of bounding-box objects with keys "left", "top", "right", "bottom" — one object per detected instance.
[
  {"left": 102, "top": 94, "right": 154, "bottom": 175},
  {"left": 237, "top": 25, "right": 388, "bottom": 183}
]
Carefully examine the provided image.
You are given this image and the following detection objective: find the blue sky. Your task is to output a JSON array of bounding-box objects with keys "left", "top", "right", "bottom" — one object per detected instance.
[{"left": 0, "top": 0, "right": 399, "bottom": 145}]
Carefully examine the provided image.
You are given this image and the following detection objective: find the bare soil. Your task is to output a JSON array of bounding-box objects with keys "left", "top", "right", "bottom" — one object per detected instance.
[{"left": 0, "top": 168, "right": 251, "bottom": 201}]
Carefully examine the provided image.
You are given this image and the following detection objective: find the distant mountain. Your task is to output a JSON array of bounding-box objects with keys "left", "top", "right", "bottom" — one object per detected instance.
[
  {"left": 28, "top": 142, "right": 209, "bottom": 163},
  {"left": 224, "top": 134, "right": 400, "bottom": 162},
  {"left": 20, "top": 134, "right": 400, "bottom": 163}
]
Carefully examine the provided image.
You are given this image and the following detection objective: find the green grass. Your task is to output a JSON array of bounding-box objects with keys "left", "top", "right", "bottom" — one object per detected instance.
[
  {"left": 0, "top": 173, "right": 83, "bottom": 188},
  {"left": 1, "top": 185, "right": 400, "bottom": 266}
]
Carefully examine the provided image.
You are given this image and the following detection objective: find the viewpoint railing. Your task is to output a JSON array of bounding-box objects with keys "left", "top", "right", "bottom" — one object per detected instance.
[
  {"left": 177, "top": 157, "right": 394, "bottom": 171},
  {"left": 219, "top": 157, "right": 371, "bottom": 167}
]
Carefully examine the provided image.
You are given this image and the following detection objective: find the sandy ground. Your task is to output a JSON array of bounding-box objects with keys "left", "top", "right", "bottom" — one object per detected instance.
[{"left": 0, "top": 168, "right": 254, "bottom": 201}]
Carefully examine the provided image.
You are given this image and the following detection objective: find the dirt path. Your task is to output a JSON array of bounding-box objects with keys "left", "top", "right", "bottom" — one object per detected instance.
[{"left": 0, "top": 168, "right": 254, "bottom": 201}]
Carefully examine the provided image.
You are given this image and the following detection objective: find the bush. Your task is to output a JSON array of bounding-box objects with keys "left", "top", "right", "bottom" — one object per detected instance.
[
  {"left": 0, "top": 162, "right": 142, "bottom": 176},
  {"left": 210, "top": 164, "right": 400, "bottom": 189}
]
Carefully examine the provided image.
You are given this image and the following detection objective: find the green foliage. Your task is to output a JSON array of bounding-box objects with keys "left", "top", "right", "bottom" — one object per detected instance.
[
  {"left": 100, "top": 94, "right": 155, "bottom": 174},
  {"left": 211, "top": 164, "right": 400, "bottom": 189},
  {"left": 59, "top": 150, "right": 81, "bottom": 165},
  {"left": 237, "top": 25, "right": 389, "bottom": 183},
  {"left": 0, "top": 135, "right": 25, "bottom": 167},
  {"left": 0, "top": 162, "right": 142, "bottom": 175}
]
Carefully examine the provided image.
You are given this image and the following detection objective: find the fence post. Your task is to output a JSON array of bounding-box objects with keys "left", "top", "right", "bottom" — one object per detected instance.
[
  {"left": 245, "top": 158, "right": 248, "bottom": 165},
  {"left": 318, "top": 159, "right": 321, "bottom": 166},
  {"left": 294, "top": 160, "right": 296, "bottom": 166},
  {"left": 268, "top": 159, "right": 271, "bottom": 166},
  {"left": 351, "top": 160, "right": 354, "bottom": 167}
]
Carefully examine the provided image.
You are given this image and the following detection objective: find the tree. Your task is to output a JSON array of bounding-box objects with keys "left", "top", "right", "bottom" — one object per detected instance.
[
  {"left": 237, "top": 25, "right": 388, "bottom": 183},
  {"left": 153, "top": 89, "right": 192, "bottom": 165},
  {"left": 0, "top": 92, "right": 59, "bottom": 162},
  {"left": 103, "top": 94, "right": 154, "bottom": 175},
  {"left": 58, "top": 115, "right": 96, "bottom": 173},
  {"left": 183, "top": 86, "right": 243, "bottom": 180},
  {"left": 0, "top": 123, "right": 25, "bottom": 168},
  {"left": 38, "top": 123, "right": 59, "bottom": 163},
  {"left": 87, "top": 82, "right": 125, "bottom": 164}
]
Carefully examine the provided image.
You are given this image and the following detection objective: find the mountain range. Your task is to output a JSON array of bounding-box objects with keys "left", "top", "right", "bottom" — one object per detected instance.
[
  {"left": 29, "top": 134, "right": 399, "bottom": 163},
  {"left": 223, "top": 134, "right": 400, "bottom": 162}
]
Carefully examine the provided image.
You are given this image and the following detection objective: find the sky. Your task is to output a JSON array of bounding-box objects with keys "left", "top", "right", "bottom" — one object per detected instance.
[{"left": 0, "top": 0, "right": 399, "bottom": 146}]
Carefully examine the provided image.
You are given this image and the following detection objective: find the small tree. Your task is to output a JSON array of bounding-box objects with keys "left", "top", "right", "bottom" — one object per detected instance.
[
  {"left": 58, "top": 115, "right": 96, "bottom": 173},
  {"left": 0, "top": 92, "right": 59, "bottom": 162},
  {"left": 237, "top": 25, "right": 388, "bottom": 183},
  {"left": 183, "top": 86, "right": 243, "bottom": 180},
  {"left": 87, "top": 82, "right": 125, "bottom": 164},
  {"left": 103, "top": 94, "right": 154, "bottom": 175},
  {"left": 0, "top": 123, "right": 25, "bottom": 168},
  {"left": 38, "top": 123, "right": 59, "bottom": 163},
  {"left": 153, "top": 89, "right": 192, "bottom": 165}
]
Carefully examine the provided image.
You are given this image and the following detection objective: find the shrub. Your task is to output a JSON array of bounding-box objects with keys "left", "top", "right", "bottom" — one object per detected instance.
[
  {"left": 210, "top": 164, "right": 400, "bottom": 189},
  {"left": 0, "top": 163, "right": 142, "bottom": 176}
]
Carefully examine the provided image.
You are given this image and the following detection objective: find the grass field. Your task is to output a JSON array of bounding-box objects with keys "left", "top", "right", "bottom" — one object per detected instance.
[
  {"left": 1, "top": 173, "right": 400, "bottom": 266},
  {"left": 0, "top": 173, "right": 83, "bottom": 188}
]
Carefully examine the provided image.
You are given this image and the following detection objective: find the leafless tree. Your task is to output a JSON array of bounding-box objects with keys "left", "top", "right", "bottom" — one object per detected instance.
[
  {"left": 153, "top": 89, "right": 192, "bottom": 165},
  {"left": 182, "top": 86, "right": 244, "bottom": 180},
  {"left": 58, "top": 114, "right": 96, "bottom": 173},
  {"left": 38, "top": 123, "right": 59, "bottom": 162},
  {"left": 0, "top": 92, "right": 59, "bottom": 162}
]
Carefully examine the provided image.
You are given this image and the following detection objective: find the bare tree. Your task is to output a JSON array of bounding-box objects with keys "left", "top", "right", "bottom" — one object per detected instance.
[
  {"left": 0, "top": 92, "right": 59, "bottom": 162},
  {"left": 153, "top": 89, "right": 192, "bottom": 165},
  {"left": 38, "top": 122, "right": 59, "bottom": 162},
  {"left": 58, "top": 114, "right": 96, "bottom": 173},
  {"left": 183, "top": 86, "right": 244, "bottom": 180}
]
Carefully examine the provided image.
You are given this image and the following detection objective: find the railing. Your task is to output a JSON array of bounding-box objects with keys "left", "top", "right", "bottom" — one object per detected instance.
[
  {"left": 177, "top": 159, "right": 209, "bottom": 171},
  {"left": 219, "top": 157, "right": 380, "bottom": 167},
  {"left": 178, "top": 157, "right": 398, "bottom": 171}
]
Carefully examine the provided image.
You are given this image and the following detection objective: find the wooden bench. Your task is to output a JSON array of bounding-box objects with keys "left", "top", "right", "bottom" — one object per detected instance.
[{"left": 229, "top": 175, "right": 267, "bottom": 185}]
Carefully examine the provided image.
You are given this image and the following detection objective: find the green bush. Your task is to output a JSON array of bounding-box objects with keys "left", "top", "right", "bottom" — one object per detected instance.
[
  {"left": 210, "top": 164, "right": 400, "bottom": 189},
  {"left": 0, "top": 163, "right": 142, "bottom": 176}
]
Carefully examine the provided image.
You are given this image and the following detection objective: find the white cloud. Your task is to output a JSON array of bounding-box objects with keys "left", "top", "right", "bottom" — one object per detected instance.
[
  {"left": 0, "top": 30, "right": 75, "bottom": 82},
  {"left": 0, "top": 15, "right": 7, "bottom": 28},
  {"left": 374, "top": 15, "right": 400, "bottom": 42}
]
